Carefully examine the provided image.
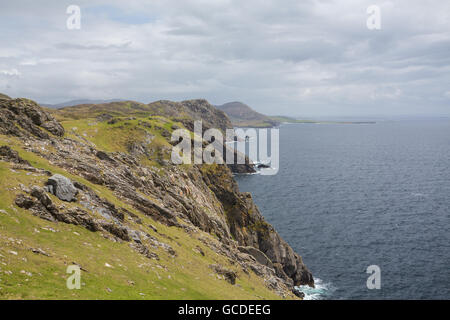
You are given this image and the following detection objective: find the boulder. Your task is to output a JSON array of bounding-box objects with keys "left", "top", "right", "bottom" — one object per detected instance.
[
  {"left": 45, "top": 174, "right": 78, "bottom": 202},
  {"left": 238, "top": 246, "right": 273, "bottom": 268},
  {"left": 292, "top": 289, "right": 305, "bottom": 299}
]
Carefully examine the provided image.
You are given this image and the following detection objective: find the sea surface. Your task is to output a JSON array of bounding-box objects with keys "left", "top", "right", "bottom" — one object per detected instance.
[{"left": 234, "top": 120, "right": 450, "bottom": 299}]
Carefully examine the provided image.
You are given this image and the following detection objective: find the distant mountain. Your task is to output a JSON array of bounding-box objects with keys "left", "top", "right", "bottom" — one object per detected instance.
[
  {"left": 0, "top": 93, "right": 11, "bottom": 99},
  {"left": 41, "top": 99, "right": 125, "bottom": 109},
  {"left": 216, "top": 102, "right": 280, "bottom": 128}
]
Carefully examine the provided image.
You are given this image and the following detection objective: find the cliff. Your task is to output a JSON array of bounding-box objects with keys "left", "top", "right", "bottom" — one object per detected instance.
[{"left": 0, "top": 96, "right": 313, "bottom": 299}]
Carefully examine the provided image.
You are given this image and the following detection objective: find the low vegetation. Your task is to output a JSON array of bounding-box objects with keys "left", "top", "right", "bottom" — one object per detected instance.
[{"left": 0, "top": 98, "right": 307, "bottom": 300}]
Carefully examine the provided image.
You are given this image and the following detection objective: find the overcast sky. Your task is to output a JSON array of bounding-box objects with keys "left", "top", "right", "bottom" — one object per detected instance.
[{"left": 0, "top": 0, "right": 449, "bottom": 117}]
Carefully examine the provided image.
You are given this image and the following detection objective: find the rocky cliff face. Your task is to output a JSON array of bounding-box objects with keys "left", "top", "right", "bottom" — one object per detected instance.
[
  {"left": 0, "top": 97, "right": 313, "bottom": 298},
  {"left": 147, "top": 99, "right": 233, "bottom": 133},
  {"left": 0, "top": 98, "right": 64, "bottom": 138},
  {"left": 201, "top": 166, "right": 314, "bottom": 287}
]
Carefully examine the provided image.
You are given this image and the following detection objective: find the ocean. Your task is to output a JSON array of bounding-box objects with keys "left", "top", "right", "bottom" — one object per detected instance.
[{"left": 234, "top": 120, "right": 450, "bottom": 299}]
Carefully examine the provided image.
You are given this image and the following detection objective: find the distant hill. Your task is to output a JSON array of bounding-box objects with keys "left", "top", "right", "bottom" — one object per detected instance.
[
  {"left": 216, "top": 102, "right": 280, "bottom": 128},
  {"left": 41, "top": 99, "right": 125, "bottom": 109},
  {"left": 54, "top": 99, "right": 232, "bottom": 133},
  {"left": 271, "top": 115, "right": 376, "bottom": 125}
]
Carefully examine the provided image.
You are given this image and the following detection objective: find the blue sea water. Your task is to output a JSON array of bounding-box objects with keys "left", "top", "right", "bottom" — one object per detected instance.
[{"left": 234, "top": 120, "right": 450, "bottom": 299}]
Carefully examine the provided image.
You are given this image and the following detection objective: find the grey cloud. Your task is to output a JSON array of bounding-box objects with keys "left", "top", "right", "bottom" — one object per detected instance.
[
  {"left": 55, "top": 41, "right": 132, "bottom": 51},
  {"left": 0, "top": 0, "right": 449, "bottom": 117}
]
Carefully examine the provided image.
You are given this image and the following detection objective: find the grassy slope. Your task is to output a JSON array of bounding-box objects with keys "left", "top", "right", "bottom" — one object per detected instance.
[{"left": 0, "top": 112, "right": 290, "bottom": 300}]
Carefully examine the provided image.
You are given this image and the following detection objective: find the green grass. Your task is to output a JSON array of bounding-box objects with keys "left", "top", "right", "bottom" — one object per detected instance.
[
  {"left": 0, "top": 136, "right": 292, "bottom": 300},
  {"left": 0, "top": 101, "right": 298, "bottom": 300}
]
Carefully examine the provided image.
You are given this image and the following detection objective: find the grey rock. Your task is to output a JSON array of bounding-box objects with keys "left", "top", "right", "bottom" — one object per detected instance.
[
  {"left": 31, "top": 248, "right": 50, "bottom": 257},
  {"left": 45, "top": 174, "right": 78, "bottom": 202},
  {"left": 210, "top": 264, "right": 237, "bottom": 285},
  {"left": 238, "top": 246, "right": 273, "bottom": 268},
  {"left": 96, "top": 151, "right": 115, "bottom": 163},
  {"left": 293, "top": 289, "right": 305, "bottom": 299},
  {"left": 100, "top": 221, "right": 130, "bottom": 241},
  {"left": 0, "top": 98, "right": 64, "bottom": 138},
  {"left": 129, "top": 229, "right": 142, "bottom": 243}
]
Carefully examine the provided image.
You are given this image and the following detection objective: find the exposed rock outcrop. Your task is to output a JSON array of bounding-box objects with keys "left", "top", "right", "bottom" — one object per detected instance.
[
  {"left": 147, "top": 99, "right": 233, "bottom": 134},
  {"left": 0, "top": 98, "right": 64, "bottom": 138},
  {"left": 238, "top": 246, "right": 273, "bottom": 268},
  {"left": 1, "top": 97, "right": 314, "bottom": 296},
  {"left": 0, "top": 145, "right": 30, "bottom": 165},
  {"left": 210, "top": 264, "right": 237, "bottom": 285},
  {"left": 201, "top": 166, "right": 314, "bottom": 287}
]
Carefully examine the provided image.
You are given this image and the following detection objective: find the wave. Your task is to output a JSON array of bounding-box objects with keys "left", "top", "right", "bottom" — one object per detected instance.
[
  {"left": 232, "top": 171, "right": 260, "bottom": 176},
  {"left": 294, "top": 278, "right": 336, "bottom": 300}
]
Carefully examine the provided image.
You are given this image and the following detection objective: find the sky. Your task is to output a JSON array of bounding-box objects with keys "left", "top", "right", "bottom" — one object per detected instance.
[{"left": 0, "top": 0, "right": 449, "bottom": 117}]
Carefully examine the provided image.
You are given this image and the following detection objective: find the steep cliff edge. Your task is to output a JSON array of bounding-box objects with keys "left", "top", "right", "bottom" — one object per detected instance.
[{"left": 0, "top": 97, "right": 313, "bottom": 299}]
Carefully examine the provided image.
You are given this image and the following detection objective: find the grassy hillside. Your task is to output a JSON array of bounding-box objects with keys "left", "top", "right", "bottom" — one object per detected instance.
[
  {"left": 0, "top": 99, "right": 300, "bottom": 300},
  {"left": 0, "top": 153, "right": 281, "bottom": 299}
]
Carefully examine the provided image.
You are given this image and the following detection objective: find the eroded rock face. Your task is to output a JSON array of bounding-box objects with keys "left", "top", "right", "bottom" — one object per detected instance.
[
  {"left": 14, "top": 185, "right": 173, "bottom": 259},
  {"left": 45, "top": 174, "right": 78, "bottom": 202},
  {"left": 5, "top": 98, "right": 314, "bottom": 294},
  {"left": 210, "top": 264, "right": 237, "bottom": 285},
  {"left": 147, "top": 99, "right": 233, "bottom": 134},
  {"left": 238, "top": 246, "right": 273, "bottom": 268},
  {"left": 201, "top": 166, "right": 315, "bottom": 287},
  {"left": 0, "top": 145, "right": 30, "bottom": 165},
  {"left": 0, "top": 98, "right": 64, "bottom": 138}
]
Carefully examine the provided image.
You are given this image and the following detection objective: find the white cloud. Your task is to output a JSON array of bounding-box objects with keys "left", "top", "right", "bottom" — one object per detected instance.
[
  {"left": 0, "top": 0, "right": 449, "bottom": 116},
  {"left": 0, "top": 69, "right": 21, "bottom": 76}
]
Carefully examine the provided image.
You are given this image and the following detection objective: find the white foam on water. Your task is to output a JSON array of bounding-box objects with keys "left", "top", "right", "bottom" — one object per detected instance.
[
  {"left": 295, "top": 278, "right": 336, "bottom": 300},
  {"left": 411, "top": 192, "right": 427, "bottom": 197},
  {"left": 232, "top": 171, "right": 260, "bottom": 176}
]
